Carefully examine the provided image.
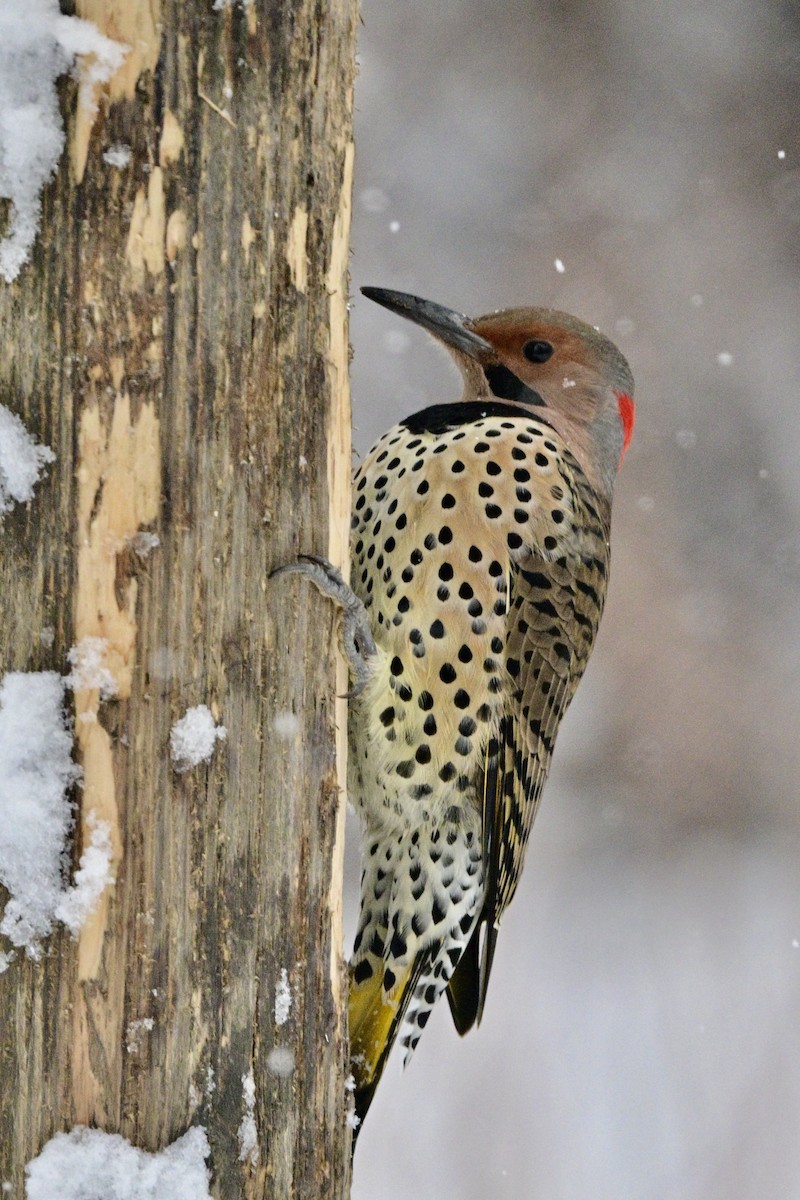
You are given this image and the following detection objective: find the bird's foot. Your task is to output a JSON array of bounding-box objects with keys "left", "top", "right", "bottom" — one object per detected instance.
[{"left": 271, "top": 554, "right": 377, "bottom": 696}]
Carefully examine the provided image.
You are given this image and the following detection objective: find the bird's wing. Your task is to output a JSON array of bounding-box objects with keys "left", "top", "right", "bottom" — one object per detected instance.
[{"left": 447, "top": 509, "right": 609, "bottom": 1034}]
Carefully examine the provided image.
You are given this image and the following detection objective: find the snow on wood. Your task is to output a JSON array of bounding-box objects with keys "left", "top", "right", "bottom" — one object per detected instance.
[
  {"left": 0, "top": 0, "right": 126, "bottom": 282},
  {"left": 237, "top": 1070, "right": 259, "bottom": 1166},
  {"left": 170, "top": 705, "right": 227, "bottom": 773},
  {"left": 0, "top": 670, "right": 115, "bottom": 958},
  {"left": 0, "top": 672, "right": 80, "bottom": 955},
  {"left": 25, "top": 1125, "right": 212, "bottom": 1200},
  {"left": 0, "top": 403, "right": 54, "bottom": 518},
  {"left": 274, "top": 967, "right": 292, "bottom": 1026},
  {"left": 54, "top": 812, "right": 114, "bottom": 936}
]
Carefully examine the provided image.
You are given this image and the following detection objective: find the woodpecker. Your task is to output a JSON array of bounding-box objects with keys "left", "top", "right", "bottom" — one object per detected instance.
[{"left": 276, "top": 287, "right": 634, "bottom": 1134}]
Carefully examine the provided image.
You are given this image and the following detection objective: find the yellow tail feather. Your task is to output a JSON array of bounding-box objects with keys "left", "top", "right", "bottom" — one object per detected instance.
[{"left": 349, "top": 958, "right": 420, "bottom": 1129}]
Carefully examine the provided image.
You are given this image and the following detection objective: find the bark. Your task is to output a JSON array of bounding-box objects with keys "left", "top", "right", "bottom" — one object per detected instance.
[{"left": 0, "top": 1, "right": 357, "bottom": 1196}]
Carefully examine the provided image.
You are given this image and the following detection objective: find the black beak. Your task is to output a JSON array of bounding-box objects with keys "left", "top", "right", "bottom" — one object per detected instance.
[{"left": 361, "top": 287, "right": 493, "bottom": 359}]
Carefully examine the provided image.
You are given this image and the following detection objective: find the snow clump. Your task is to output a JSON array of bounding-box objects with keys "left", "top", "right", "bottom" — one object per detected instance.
[
  {"left": 0, "top": 404, "right": 54, "bottom": 518},
  {"left": 25, "top": 1125, "right": 212, "bottom": 1200},
  {"left": 170, "top": 705, "right": 227, "bottom": 773},
  {"left": 0, "top": 0, "right": 127, "bottom": 281}
]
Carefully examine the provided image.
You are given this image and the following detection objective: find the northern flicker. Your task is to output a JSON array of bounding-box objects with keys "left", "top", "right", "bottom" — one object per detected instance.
[{"left": 276, "top": 287, "right": 634, "bottom": 1134}]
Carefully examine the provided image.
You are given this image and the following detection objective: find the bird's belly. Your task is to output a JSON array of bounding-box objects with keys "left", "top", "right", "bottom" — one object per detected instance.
[{"left": 348, "top": 529, "right": 510, "bottom": 834}]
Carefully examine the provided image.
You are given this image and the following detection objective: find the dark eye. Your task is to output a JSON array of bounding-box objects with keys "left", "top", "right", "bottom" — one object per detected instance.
[{"left": 522, "top": 339, "right": 553, "bottom": 363}]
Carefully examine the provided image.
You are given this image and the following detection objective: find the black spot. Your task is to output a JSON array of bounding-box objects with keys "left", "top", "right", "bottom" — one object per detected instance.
[
  {"left": 390, "top": 656, "right": 404, "bottom": 676},
  {"left": 486, "top": 461, "right": 502, "bottom": 476},
  {"left": 467, "top": 599, "right": 483, "bottom": 617},
  {"left": 390, "top": 931, "right": 407, "bottom": 959},
  {"left": 544, "top": 535, "right": 558, "bottom": 551},
  {"left": 401, "top": 567, "right": 414, "bottom": 583},
  {"left": 424, "top": 532, "right": 437, "bottom": 550},
  {"left": 423, "top": 714, "right": 437, "bottom": 735},
  {"left": 396, "top": 513, "right": 407, "bottom": 530},
  {"left": 468, "top": 545, "right": 482, "bottom": 562},
  {"left": 398, "top": 596, "right": 410, "bottom": 612},
  {"left": 485, "top": 504, "right": 502, "bottom": 519},
  {"left": 452, "top": 460, "right": 465, "bottom": 473},
  {"left": 353, "top": 960, "right": 373, "bottom": 983},
  {"left": 455, "top": 736, "right": 472, "bottom": 756},
  {"left": 411, "top": 548, "right": 423, "bottom": 565},
  {"left": 396, "top": 759, "right": 415, "bottom": 778},
  {"left": 415, "top": 745, "right": 432, "bottom": 765},
  {"left": 474, "top": 441, "right": 490, "bottom": 453},
  {"left": 458, "top": 582, "right": 474, "bottom": 600},
  {"left": 459, "top": 716, "right": 476, "bottom": 736},
  {"left": 511, "top": 447, "right": 526, "bottom": 461},
  {"left": 508, "top": 532, "right": 523, "bottom": 550},
  {"left": 440, "top": 663, "right": 457, "bottom": 684},
  {"left": 478, "top": 482, "right": 494, "bottom": 498},
  {"left": 514, "top": 468, "right": 531, "bottom": 483},
  {"left": 432, "top": 896, "right": 447, "bottom": 924},
  {"left": 430, "top": 619, "right": 445, "bottom": 638},
  {"left": 379, "top": 706, "right": 395, "bottom": 727},
  {"left": 439, "top": 562, "right": 454, "bottom": 580},
  {"left": 507, "top": 657, "right": 520, "bottom": 678},
  {"left": 441, "top": 494, "right": 456, "bottom": 509},
  {"left": 383, "top": 967, "right": 396, "bottom": 991},
  {"left": 535, "top": 452, "right": 549, "bottom": 467},
  {"left": 418, "top": 690, "right": 434, "bottom": 710},
  {"left": 439, "top": 526, "right": 453, "bottom": 544},
  {"left": 417, "top": 480, "right": 430, "bottom": 495},
  {"left": 491, "top": 636, "right": 503, "bottom": 653},
  {"left": 489, "top": 560, "right": 503, "bottom": 577},
  {"left": 457, "top": 644, "right": 473, "bottom": 663},
  {"left": 454, "top": 688, "right": 470, "bottom": 709},
  {"left": 439, "top": 762, "right": 456, "bottom": 782},
  {"left": 410, "top": 628, "right": 422, "bottom": 645},
  {"left": 437, "top": 586, "right": 450, "bottom": 601},
  {"left": 552, "top": 509, "right": 564, "bottom": 523}
]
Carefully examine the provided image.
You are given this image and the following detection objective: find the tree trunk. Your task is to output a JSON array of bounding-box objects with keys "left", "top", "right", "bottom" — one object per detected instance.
[{"left": 0, "top": 1, "right": 357, "bottom": 1196}]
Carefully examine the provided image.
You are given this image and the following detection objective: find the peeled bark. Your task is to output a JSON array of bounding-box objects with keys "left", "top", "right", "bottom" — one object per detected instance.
[{"left": 0, "top": 1, "right": 357, "bottom": 1196}]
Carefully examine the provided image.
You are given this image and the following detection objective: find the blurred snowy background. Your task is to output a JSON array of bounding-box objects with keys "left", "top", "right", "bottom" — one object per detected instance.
[{"left": 344, "top": 1, "right": 800, "bottom": 1196}]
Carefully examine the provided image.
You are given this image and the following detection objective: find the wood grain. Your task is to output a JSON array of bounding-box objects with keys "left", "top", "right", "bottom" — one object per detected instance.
[{"left": 0, "top": 1, "right": 358, "bottom": 1195}]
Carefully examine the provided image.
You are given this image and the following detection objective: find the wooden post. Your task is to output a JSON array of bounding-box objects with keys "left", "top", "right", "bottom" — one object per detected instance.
[{"left": 0, "top": 1, "right": 357, "bottom": 1196}]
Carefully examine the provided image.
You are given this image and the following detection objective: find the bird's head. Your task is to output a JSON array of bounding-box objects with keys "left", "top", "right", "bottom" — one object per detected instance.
[{"left": 362, "top": 287, "right": 635, "bottom": 496}]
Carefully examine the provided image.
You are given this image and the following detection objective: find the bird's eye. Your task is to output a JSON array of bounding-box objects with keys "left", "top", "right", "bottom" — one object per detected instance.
[{"left": 522, "top": 339, "right": 554, "bottom": 363}]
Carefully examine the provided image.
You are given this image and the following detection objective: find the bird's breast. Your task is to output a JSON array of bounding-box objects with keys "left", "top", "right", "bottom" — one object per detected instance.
[{"left": 349, "top": 409, "right": 591, "bottom": 832}]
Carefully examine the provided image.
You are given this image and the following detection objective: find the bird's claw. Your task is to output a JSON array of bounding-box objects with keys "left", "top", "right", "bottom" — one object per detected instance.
[{"left": 271, "top": 554, "right": 376, "bottom": 694}]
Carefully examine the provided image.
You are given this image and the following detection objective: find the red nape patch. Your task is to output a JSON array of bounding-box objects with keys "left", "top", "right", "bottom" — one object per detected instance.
[{"left": 617, "top": 392, "right": 635, "bottom": 461}]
